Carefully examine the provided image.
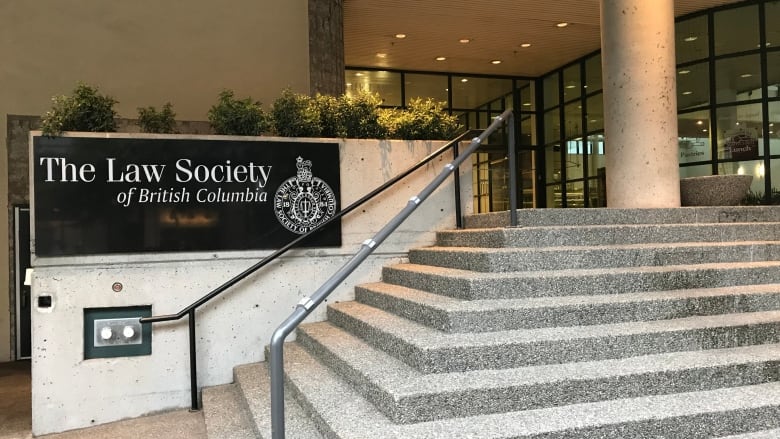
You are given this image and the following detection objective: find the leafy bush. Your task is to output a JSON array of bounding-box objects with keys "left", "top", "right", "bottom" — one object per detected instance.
[
  {"left": 208, "top": 90, "right": 271, "bottom": 136},
  {"left": 338, "top": 92, "right": 387, "bottom": 139},
  {"left": 386, "top": 98, "right": 461, "bottom": 140},
  {"left": 742, "top": 188, "right": 780, "bottom": 205},
  {"left": 271, "top": 89, "right": 321, "bottom": 137},
  {"left": 137, "top": 102, "right": 176, "bottom": 134},
  {"left": 41, "top": 83, "right": 118, "bottom": 136},
  {"left": 314, "top": 94, "right": 344, "bottom": 138}
]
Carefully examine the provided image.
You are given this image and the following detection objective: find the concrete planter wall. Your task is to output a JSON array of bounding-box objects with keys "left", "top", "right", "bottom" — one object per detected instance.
[
  {"left": 29, "top": 134, "right": 472, "bottom": 435},
  {"left": 680, "top": 175, "right": 753, "bottom": 206}
]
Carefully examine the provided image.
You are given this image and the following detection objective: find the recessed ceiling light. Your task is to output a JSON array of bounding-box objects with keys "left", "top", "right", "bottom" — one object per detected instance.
[
  {"left": 520, "top": 43, "right": 532, "bottom": 48},
  {"left": 376, "top": 53, "right": 387, "bottom": 58},
  {"left": 590, "top": 119, "right": 598, "bottom": 123},
  {"left": 395, "top": 33, "right": 407, "bottom": 39},
  {"left": 435, "top": 56, "right": 447, "bottom": 61},
  {"left": 491, "top": 59, "right": 502, "bottom": 64},
  {"left": 703, "top": 129, "right": 708, "bottom": 132},
  {"left": 740, "top": 73, "right": 753, "bottom": 78},
  {"left": 678, "top": 70, "right": 691, "bottom": 75},
  {"left": 556, "top": 22, "right": 569, "bottom": 28},
  {"left": 346, "top": 82, "right": 352, "bottom": 86},
  {"left": 522, "top": 102, "right": 532, "bottom": 106},
  {"left": 682, "top": 91, "right": 693, "bottom": 95},
  {"left": 355, "top": 72, "right": 364, "bottom": 77},
  {"left": 771, "top": 123, "right": 775, "bottom": 127},
  {"left": 459, "top": 38, "right": 470, "bottom": 44},
  {"left": 566, "top": 85, "right": 576, "bottom": 89},
  {"left": 697, "top": 120, "right": 704, "bottom": 125},
  {"left": 684, "top": 36, "right": 698, "bottom": 42},
  {"left": 460, "top": 78, "right": 469, "bottom": 83}
]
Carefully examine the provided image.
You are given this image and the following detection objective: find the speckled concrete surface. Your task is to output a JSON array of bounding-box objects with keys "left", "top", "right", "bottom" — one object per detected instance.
[
  {"left": 202, "top": 384, "right": 255, "bottom": 439},
  {"left": 35, "top": 410, "right": 206, "bottom": 439},
  {"left": 680, "top": 175, "right": 753, "bottom": 206},
  {"left": 717, "top": 429, "right": 780, "bottom": 438}
]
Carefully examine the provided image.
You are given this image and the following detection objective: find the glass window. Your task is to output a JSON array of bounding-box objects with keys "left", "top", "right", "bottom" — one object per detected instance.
[
  {"left": 717, "top": 160, "right": 766, "bottom": 196},
  {"left": 544, "top": 108, "right": 561, "bottom": 144},
  {"left": 677, "top": 62, "right": 710, "bottom": 110},
  {"left": 566, "top": 181, "right": 585, "bottom": 208},
  {"left": 714, "top": 5, "right": 759, "bottom": 56},
  {"left": 586, "top": 94, "right": 603, "bottom": 132},
  {"left": 546, "top": 145, "right": 562, "bottom": 184},
  {"left": 716, "top": 104, "right": 764, "bottom": 160},
  {"left": 769, "top": 101, "right": 780, "bottom": 155},
  {"left": 715, "top": 54, "right": 763, "bottom": 103},
  {"left": 519, "top": 114, "right": 537, "bottom": 147},
  {"left": 588, "top": 177, "right": 607, "bottom": 207},
  {"left": 562, "top": 64, "right": 581, "bottom": 101},
  {"left": 405, "top": 74, "right": 448, "bottom": 106},
  {"left": 678, "top": 110, "right": 712, "bottom": 163},
  {"left": 766, "top": 1, "right": 780, "bottom": 48},
  {"left": 547, "top": 184, "right": 564, "bottom": 208},
  {"left": 676, "top": 15, "right": 709, "bottom": 63},
  {"left": 564, "top": 102, "right": 582, "bottom": 139},
  {"left": 345, "top": 70, "right": 402, "bottom": 106},
  {"left": 543, "top": 73, "right": 560, "bottom": 109},
  {"left": 585, "top": 54, "right": 602, "bottom": 93},
  {"left": 587, "top": 134, "right": 606, "bottom": 178},
  {"left": 565, "top": 138, "right": 585, "bottom": 180},
  {"left": 519, "top": 81, "right": 535, "bottom": 111},
  {"left": 679, "top": 164, "right": 713, "bottom": 178},
  {"left": 451, "top": 77, "right": 512, "bottom": 110},
  {"left": 768, "top": 51, "right": 780, "bottom": 98}
]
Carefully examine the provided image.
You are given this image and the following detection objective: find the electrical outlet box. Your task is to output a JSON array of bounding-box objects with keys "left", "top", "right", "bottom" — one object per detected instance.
[{"left": 84, "top": 306, "right": 151, "bottom": 359}]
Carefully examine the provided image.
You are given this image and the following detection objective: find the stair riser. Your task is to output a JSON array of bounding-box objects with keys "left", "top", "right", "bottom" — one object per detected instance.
[
  {"left": 436, "top": 224, "right": 780, "bottom": 248},
  {"left": 409, "top": 244, "right": 780, "bottom": 272},
  {"left": 356, "top": 287, "right": 780, "bottom": 332},
  {"left": 328, "top": 307, "right": 780, "bottom": 373},
  {"left": 298, "top": 326, "right": 780, "bottom": 423},
  {"left": 463, "top": 207, "right": 780, "bottom": 229},
  {"left": 382, "top": 265, "right": 780, "bottom": 299}
]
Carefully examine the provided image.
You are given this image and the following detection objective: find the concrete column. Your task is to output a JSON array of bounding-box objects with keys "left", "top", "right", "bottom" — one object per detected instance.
[
  {"left": 308, "top": 0, "right": 345, "bottom": 96},
  {"left": 600, "top": 0, "right": 680, "bottom": 207}
]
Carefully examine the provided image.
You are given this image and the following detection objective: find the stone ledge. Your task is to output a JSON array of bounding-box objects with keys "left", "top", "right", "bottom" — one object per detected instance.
[{"left": 681, "top": 175, "right": 753, "bottom": 206}]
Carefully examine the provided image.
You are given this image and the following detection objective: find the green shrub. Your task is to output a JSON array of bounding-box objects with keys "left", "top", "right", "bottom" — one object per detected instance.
[
  {"left": 208, "top": 90, "right": 270, "bottom": 136},
  {"left": 314, "top": 94, "right": 345, "bottom": 138},
  {"left": 339, "top": 92, "right": 387, "bottom": 139},
  {"left": 41, "top": 83, "right": 118, "bottom": 136},
  {"left": 137, "top": 102, "right": 176, "bottom": 134},
  {"left": 271, "top": 89, "right": 321, "bottom": 137},
  {"left": 386, "top": 98, "right": 462, "bottom": 140}
]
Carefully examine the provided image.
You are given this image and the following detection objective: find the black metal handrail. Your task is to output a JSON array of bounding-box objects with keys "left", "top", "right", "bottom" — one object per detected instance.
[
  {"left": 139, "top": 129, "right": 483, "bottom": 410},
  {"left": 269, "top": 109, "right": 516, "bottom": 439}
]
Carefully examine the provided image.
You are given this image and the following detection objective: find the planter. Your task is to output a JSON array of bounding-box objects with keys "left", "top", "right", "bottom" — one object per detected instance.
[{"left": 680, "top": 174, "right": 753, "bottom": 206}]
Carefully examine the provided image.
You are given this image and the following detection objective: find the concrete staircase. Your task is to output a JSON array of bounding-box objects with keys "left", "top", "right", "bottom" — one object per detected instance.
[{"left": 203, "top": 207, "right": 780, "bottom": 438}]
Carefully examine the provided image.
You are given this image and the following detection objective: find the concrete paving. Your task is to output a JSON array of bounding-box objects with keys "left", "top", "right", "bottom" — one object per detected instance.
[{"left": 0, "top": 361, "right": 207, "bottom": 439}]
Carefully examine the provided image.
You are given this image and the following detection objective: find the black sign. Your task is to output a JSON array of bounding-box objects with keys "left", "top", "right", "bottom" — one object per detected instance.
[{"left": 32, "top": 136, "right": 341, "bottom": 256}]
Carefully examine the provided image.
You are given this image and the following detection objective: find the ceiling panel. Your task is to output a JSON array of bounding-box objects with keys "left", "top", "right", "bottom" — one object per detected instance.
[{"left": 344, "top": 0, "right": 744, "bottom": 77}]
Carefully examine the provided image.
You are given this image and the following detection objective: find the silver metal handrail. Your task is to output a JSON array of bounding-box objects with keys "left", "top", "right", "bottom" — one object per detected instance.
[{"left": 268, "top": 108, "right": 516, "bottom": 438}]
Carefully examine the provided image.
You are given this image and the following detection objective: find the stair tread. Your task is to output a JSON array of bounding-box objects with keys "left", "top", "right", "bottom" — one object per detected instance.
[
  {"left": 234, "top": 362, "right": 324, "bottom": 439},
  {"left": 359, "top": 281, "right": 780, "bottom": 312},
  {"left": 717, "top": 429, "right": 780, "bottom": 438},
  {"left": 202, "top": 384, "right": 256, "bottom": 439},
  {"left": 283, "top": 342, "right": 780, "bottom": 438},
  {"left": 419, "top": 240, "right": 780, "bottom": 254},
  {"left": 300, "top": 321, "right": 780, "bottom": 396},
  {"left": 329, "top": 301, "right": 780, "bottom": 348}
]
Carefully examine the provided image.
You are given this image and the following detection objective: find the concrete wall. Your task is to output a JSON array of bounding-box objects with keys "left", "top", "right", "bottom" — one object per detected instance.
[
  {"left": 29, "top": 134, "right": 472, "bottom": 435},
  {"left": 0, "top": 0, "right": 312, "bottom": 362}
]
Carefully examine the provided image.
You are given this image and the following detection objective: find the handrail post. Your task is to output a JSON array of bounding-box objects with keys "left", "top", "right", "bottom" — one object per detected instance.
[
  {"left": 188, "top": 309, "right": 199, "bottom": 411},
  {"left": 453, "top": 141, "right": 463, "bottom": 229},
  {"left": 508, "top": 112, "right": 518, "bottom": 227}
]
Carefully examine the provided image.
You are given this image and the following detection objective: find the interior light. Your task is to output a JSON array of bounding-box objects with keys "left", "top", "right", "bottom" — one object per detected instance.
[
  {"left": 566, "top": 85, "right": 576, "bottom": 89},
  {"left": 737, "top": 166, "right": 745, "bottom": 175},
  {"left": 697, "top": 121, "right": 704, "bottom": 125},
  {"left": 740, "top": 73, "right": 753, "bottom": 78},
  {"left": 556, "top": 22, "right": 569, "bottom": 28},
  {"left": 703, "top": 129, "right": 708, "bottom": 132},
  {"left": 376, "top": 53, "right": 387, "bottom": 58},
  {"left": 736, "top": 122, "right": 741, "bottom": 125},
  {"left": 770, "top": 123, "right": 775, "bottom": 127},
  {"left": 522, "top": 102, "right": 532, "bottom": 106},
  {"left": 346, "top": 83, "right": 352, "bottom": 86},
  {"left": 459, "top": 38, "right": 471, "bottom": 44},
  {"left": 435, "top": 56, "right": 446, "bottom": 61},
  {"left": 461, "top": 78, "right": 469, "bottom": 83},
  {"left": 520, "top": 43, "right": 532, "bottom": 48},
  {"left": 757, "top": 163, "right": 766, "bottom": 178},
  {"left": 682, "top": 91, "right": 693, "bottom": 95},
  {"left": 395, "top": 33, "right": 407, "bottom": 39},
  {"left": 355, "top": 72, "right": 364, "bottom": 77},
  {"left": 491, "top": 60, "right": 502, "bottom": 64},
  {"left": 678, "top": 70, "right": 691, "bottom": 75},
  {"left": 684, "top": 36, "right": 698, "bottom": 42}
]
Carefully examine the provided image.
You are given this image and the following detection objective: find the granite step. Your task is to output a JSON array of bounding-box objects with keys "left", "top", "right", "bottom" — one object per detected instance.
[
  {"left": 408, "top": 241, "right": 780, "bottom": 272},
  {"left": 355, "top": 282, "right": 780, "bottom": 332},
  {"left": 716, "top": 429, "right": 780, "bottom": 439},
  {"left": 202, "top": 383, "right": 257, "bottom": 439},
  {"left": 296, "top": 321, "right": 780, "bottom": 423},
  {"left": 280, "top": 340, "right": 780, "bottom": 438},
  {"left": 434, "top": 223, "right": 780, "bottom": 248},
  {"left": 463, "top": 206, "right": 780, "bottom": 228},
  {"left": 327, "top": 301, "right": 780, "bottom": 373},
  {"left": 233, "top": 362, "right": 324, "bottom": 439},
  {"left": 381, "top": 261, "right": 780, "bottom": 300}
]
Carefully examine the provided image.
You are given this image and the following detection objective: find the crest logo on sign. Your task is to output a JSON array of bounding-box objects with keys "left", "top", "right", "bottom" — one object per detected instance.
[{"left": 273, "top": 156, "right": 337, "bottom": 234}]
